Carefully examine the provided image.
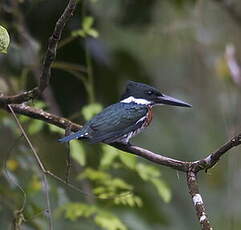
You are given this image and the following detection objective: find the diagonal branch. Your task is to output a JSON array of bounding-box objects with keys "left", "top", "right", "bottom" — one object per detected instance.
[
  {"left": 8, "top": 105, "right": 53, "bottom": 230},
  {"left": 110, "top": 143, "right": 190, "bottom": 171},
  {"left": 5, "top": 103, "right": 241, "bottom": 174},
  {"left": 38, "top": 0, "right": 77, "bottom": 93},
  {"left": 0, "top": 88, "right": 39, "bottom": 107},
  {"left": 0, "top": 0, "right": 77, "bottom": 106},
  {"left": 192, "top": 134, "right": 241, "bottom": 172},
  {"left": 9, "top": 104, "right": 81, "bottom": 131},
  {"left": 2, "top": 103, "right": 241, "bottom": 230}
]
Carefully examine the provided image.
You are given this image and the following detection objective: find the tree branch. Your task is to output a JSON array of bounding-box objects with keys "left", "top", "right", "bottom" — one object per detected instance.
[
  {"left": 110, "top": 143, "right": 190, "bottom": 172},
  {"left": 0, "top": 0, "right": 77, "bottom": 106},
  {"left": 0, "top": 88, "right": 39, "bottom": 107},
  {"left": 192, "top": 134, "right": 241, "bottom": 172},
  {"left": 38, "top": 0, "right": 77, "bottom": 93},
  {"left": 5, "top": 103, "right": 241, "bottom": 174},
  {"left": 186, "top": 171, "right": 212, "bottom": 230},
  {"left": 9, "top": 104, "right": 81, "bottom": 131},
  {"left": 2, "top": 103, "right": 241, "bottom": 230}
]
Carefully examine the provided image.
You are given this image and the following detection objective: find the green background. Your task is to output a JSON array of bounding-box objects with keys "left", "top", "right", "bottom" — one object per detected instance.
[{"left": 1, "top": 0, "right": 241, "bottom": 229}]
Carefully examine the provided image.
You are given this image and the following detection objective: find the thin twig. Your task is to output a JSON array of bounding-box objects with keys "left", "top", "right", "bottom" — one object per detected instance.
[
  {"left": 5, "top": 106, "right": 134, "bottom": 203},
  {"left": 0, "top": 0, "right": 78, "bottom": 105},
  {"left": 2, "top": 135, "right": 27, "bottom": 230},
  {"left": 8, "top": 105, "right": 53, "bottom": 230},
  {"left": 9, "top": 0, "right": 62, "bottom": 116},
  {"left": 65, "top": 126, "right": 73, "bottom": 183},
  {"left": 52, "top": 61, "right": 87, "bottom": 74}
]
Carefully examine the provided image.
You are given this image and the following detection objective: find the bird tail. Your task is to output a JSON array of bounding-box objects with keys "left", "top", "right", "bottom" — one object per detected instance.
[{"left": 58, "top": 130, "right": 88, "bottom": 143}]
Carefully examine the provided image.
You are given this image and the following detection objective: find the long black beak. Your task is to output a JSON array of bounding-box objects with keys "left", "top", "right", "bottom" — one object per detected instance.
[{"left": 157, "top": 94, "right": 192, "bottom": 107}]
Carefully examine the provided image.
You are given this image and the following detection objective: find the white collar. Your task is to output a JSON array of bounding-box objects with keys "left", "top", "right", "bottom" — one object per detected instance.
[{"left": 121, "top": 96, "right": 151, "bottom": 105}]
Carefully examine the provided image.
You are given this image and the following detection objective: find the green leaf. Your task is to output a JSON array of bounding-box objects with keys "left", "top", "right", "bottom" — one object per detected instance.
[
  {"left": 150, "top": 178, "right": 171, "bottom": 203},
  {"left": 71, "top": 29, "right": 85, "bottom": 38},
  {"left": 58, "top": 202, "right": 128, "bottom": 230},
  {"left": 0, "top": 25, "right": 10, "bottom": 54},
  {"left": 100, "top": 146, "right": 136, "bottom": 170},
  {"left": 114, "top": 194, "right": 143, "bottom": 207},
  {"left": 70, "top": 140, "right": 86, "bottom": 166},
  {"left": 107, "top": 178, "right": 133, "bottom": 191},
  {"left": 100, "top": 145, "right": 119, "bottom": 169},
  {"left": 48, "top": 124, "right": 65, "bottom": 134},
  {"left": 71, "top": 16, "right": 98, "bottom": 38},
  {"left": 78, "top": 168, "right": 110, "bottom": 181},
  {"left": 28, "top": 119, "right": 44, "bottom": 134},
  {"left": 136, "top": 163, "right": 160, "bottom": 181},
  {"left": 79, "top": 168, "right": 135, "bottom": 201},
  {"left": 86, "top": 29, "right": 99, "bottom": 38},
  {"left": 119, "top": 153, "right": 136, "bottom": 170},
  {"left": 58, "top": 203, "right": 97, "bottom": 221},
  {"left": 135, "top": 163, "right": 171, "bottom": 202},
  {"left": 81, "top": 103, "right": 103, "bottom": 121},
  {"left": 33, "top": 101, "right": 47, "bottom": 109},
  {"left": 19, "top": 115, "right": 30, "bottom": 123},
  {"left": 82, "top": 16, "right": 94, "bottom": 31},
  {"left": 93, "top": 186, "right": 107, "bottom": 195},
  {"left": 94, "top": 212, "right": 127, "bottom": 230}
]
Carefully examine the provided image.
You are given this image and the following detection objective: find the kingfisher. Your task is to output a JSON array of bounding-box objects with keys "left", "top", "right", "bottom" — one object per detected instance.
[{"left": 59, "top": 81, "right": 191, "bottom": 144}]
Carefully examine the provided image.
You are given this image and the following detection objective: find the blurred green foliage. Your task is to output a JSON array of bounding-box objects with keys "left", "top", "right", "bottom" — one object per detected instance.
[
  {"left": 72, "top": 16, "right": 99, "bottom": 38},
  {"left": 1, "top": 0, "right": 241, "bottom": 229},
  {"left": 0, "top": 25, "right": 10, "bottom": 54},
  {"left": 57, "top": 203, "right": 127, "bottom": 230}
]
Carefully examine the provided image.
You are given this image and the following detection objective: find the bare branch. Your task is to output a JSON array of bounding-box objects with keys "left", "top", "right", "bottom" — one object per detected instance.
[
  {"left": 186, "top": 171, "right": 212, "bottom": 230},
  {"left": 38, "top": 0, "right": 77, "bottom": 93},
  {"left": 0, "top": 0, "right": 77, "bottom": 105},
  {"left": 9, "top": 104, "right": 81, "bottom": 131},
  {"left": 4, "top": 104, "right": 241, "bottom": 175},
  {"left": 8, "top": 105, "right": 53, "bottom": 230},
  {"left": 0, "top": 88, "right": 39, "bottom": 107},
  {"left": 4, "top": 104, "right": 190, "bottom": 171},
  {"left": 64, "top": 126, "right": 73, "bottom": 183},
  {"left": 111, "top": 143, "right": 190, "bottom": 172},
  {"left": 193, "top": 134, "right": 241, "bottom": 172}
]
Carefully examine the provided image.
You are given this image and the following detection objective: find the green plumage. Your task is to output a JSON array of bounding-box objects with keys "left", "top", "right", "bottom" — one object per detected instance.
[{"left": 59, "top": 102, "right": 148, "bottom": 144}]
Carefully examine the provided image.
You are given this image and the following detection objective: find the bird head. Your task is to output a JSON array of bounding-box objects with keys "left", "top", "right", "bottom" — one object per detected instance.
[{"left": 120, "top": 81, "right": 191, "bottom": 107}]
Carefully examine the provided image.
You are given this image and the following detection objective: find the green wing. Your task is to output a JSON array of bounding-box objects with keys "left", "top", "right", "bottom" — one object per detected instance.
[{"left": 86, "top": 102, "right": 148, "bottom": 143}]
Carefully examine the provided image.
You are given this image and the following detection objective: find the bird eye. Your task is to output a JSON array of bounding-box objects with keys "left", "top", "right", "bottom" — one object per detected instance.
[{"left": 147, "top": 90, "right": 153, "bottom": 95}]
